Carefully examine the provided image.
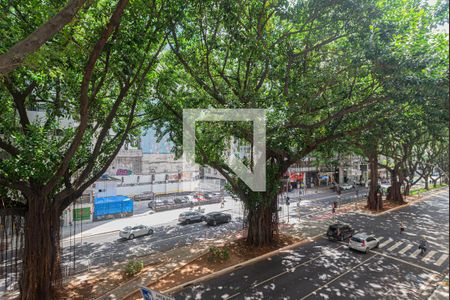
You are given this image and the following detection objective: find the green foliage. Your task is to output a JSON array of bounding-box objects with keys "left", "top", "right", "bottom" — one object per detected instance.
[
  {"left": 208, "top": 246, "right": 230, "bottom": 262},
  {"left": 410, "top": 184, "right": 448, "bottom": 195},
  {"left": 0, "top": 0, "right": 167, "bottom": 209},
  {"left": 123, "top": 260, "right": 144, "bottom": 278}
]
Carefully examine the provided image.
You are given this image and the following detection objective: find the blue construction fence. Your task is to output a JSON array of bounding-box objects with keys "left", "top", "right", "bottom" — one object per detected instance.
[{"left": 93, "top": 195, "right": 133, "bottom": 221}]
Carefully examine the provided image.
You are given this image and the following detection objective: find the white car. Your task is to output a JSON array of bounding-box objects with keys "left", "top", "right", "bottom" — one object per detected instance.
[
  {"left": 340, "top": 183, "right": 354, "bottom": 190},
  {"left": 119, "top": 225, "right": 154, "bottom": 240},
  {"left": 348, "top": 233, "right": 379, "bottom": 253}
]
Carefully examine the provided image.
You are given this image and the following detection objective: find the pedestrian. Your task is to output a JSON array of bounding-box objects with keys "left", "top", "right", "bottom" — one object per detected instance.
[
  {"left": 400, "top": 221, "right": 405, "bottom": 234},
  {"left": 419, "top": 236, "right": 428, "bottom": 255},
  {"left": 220, "top": 200, "right": 225, "bottom": 208}
]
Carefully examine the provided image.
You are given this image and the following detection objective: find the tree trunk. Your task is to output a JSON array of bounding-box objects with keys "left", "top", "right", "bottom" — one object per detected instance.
[
  {"left": 387, "top": 169, "right": 404, "bottom": 204},
  {"left": 367, "top": 152, "right": 382, "bottom": 210},
  {"left": 20, "top": 197, "right": 62, "bottom": 300},
  {"left": 246, "top": 196, "right": 276, "bottom": 247},
  {"left": 432, "top": 178, "right": 438, "bottom": 188},
  {"left": 403, "top": 181, "right": 411, "bottom": 196},
  {"left": 424, "top": 175, "right": 429, "bottom": 190}
]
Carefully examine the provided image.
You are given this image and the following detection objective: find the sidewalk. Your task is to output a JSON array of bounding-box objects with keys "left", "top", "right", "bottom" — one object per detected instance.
[{"left": 78, "top": 230, "right": 246, "bottom": 300}]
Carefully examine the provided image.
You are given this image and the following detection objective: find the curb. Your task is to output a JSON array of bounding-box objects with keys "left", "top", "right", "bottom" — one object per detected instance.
[
  {"left": 120, "top": 248, "right": 209, "bottom": 300},
  {"left": 352, "top": 187, "right": 448, "bottom": 217},
  {"left": 162, "top": 232, "right": 325, "bottom": 295},
  {"left": 94, "top": 260, "right": 164, "bottom": 300}
]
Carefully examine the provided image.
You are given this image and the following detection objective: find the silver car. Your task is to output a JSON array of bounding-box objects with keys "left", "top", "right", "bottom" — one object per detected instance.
[
  {"left": 348, "top": 233, "right": 379, "bottom": 253},
  {"left": 178, "top": 211, "right": 205, "bottom": 224},
  {"left": 119, "top": 225, "right": 154, "bottom": 240}
]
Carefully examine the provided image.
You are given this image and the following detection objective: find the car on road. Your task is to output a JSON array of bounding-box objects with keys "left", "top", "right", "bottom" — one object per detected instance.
[
  {"left": 119, "top": 225, "right": 154, "bottom": 240},
  {"left": 204, "top": 212, "right": 232, "bottom": 226},
  {"left": 178, "top": 211, "right": 205, "bottom": 224},
  {"left": 326, "top": 223, "right": 354, "bottom": 241},
  {"left": 348, "top": 233, "right": 379, "bottom": 253},
  {"left": 340, "top": 183, "right": 354, "bottom": 190}
]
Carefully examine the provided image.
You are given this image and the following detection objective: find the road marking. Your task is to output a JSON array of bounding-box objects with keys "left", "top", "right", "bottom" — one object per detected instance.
[
  {"left": 422, "top": 250, "right": 437, "bottom": 263},
  {"left": 299, "top": 254, "right": 377, "bottom": 300},
  {"left": 434, "top": 254, "right": 448, "bottom": 266},
  {"left": 398, "top": 244, "right": 414, "bottom": 255},
  {"left": 379, "top": 238, "right": 393, "bottom": 248},
  {"left": 225, "top": 244, "right": 346, "bottom": 300},
  {"left": 387, "top": 241, "right": 404, "bottom": 252},
  {"left": 410, "top": 249, "right": 422, "bottom": 258},
  {"left": 371, "top": 250, "right": 440, "bottom": 274}
]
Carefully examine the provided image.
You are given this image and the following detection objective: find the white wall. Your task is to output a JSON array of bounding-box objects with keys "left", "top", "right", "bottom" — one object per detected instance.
[{"left": 94, "top": 181, "right": 117, "bottom": 198}]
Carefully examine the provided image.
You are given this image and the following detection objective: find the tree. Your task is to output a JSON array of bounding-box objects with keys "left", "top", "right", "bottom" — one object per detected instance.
[
  {"left": 150, "top": 0, "right": 413, "bottom": 246},
  {"left": 0, "top": 0, "right": 166, "bottom": 298},
  {"left": 0, "top": 0, "right": 88, "bottom": 74}
]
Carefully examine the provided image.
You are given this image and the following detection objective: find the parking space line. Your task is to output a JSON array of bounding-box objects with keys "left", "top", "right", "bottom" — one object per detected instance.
[
  {"left": 410, "top": 249, "right": 422, "bottom": 258},
  {"left": 422, "top": 250, "right": 437, "bottom": 263},
  {"left": 434, "top": 254, "right": 448, "bottom": 266},
  {"left": 398, "top": 244, "right": 414, "bottom": 255},
  {"left": 387, "top": 241, "right": 403, "bottom": 252},
  {"left": 379, "top": 238, "right": 393, "bottom": 248}
]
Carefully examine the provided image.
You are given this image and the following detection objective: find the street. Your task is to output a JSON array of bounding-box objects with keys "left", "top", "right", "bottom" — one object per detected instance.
[{"left": 173, "top": 188, "right": 449, "bottom": 299}]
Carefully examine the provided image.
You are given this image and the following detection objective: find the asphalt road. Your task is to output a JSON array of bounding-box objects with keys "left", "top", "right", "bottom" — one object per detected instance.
[
  {"left": 59, "top": 188, "right": 363, "bottom": 273},
  {"left": 174, "top": 188, "right": 449, "bottom": 300},
  {"left": 60, "top": 218, "right": 243, "bottom": 274}
]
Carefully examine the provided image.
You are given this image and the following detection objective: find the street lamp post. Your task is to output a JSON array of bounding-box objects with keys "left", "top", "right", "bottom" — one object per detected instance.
[
  {"left": 177, "top": 166, "right": 182, "bottom": 194},
  {"left": 149, "top": 168, "right": 156, "bottom": 210}
]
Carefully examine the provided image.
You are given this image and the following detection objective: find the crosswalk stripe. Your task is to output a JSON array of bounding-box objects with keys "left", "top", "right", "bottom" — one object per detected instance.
[
  {"left": 398, "top": 244, "right": 414, "bottom": 255},
  {"left": 379, "top": 238, "right": 393, "bottom": 248},
  {"left": 422, "top": 250, "right": 437, "bottom": 263},
  {"left": 410, "top": 249, "right": 422, "bottom": 258},
  {"left": 387, "top": 241, "right": 403, "bottom": 252},
  {"left": 434, "top": 254, "right": 448, "bottom": 266}
]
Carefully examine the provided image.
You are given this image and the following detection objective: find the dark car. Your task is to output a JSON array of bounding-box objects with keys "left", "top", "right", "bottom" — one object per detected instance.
[
  {"left": 326, "top": 223, "right": 354, "bottom": 241},
  {"left": 178, "top": 211, "right": 205, "bottom": 224},
  {"left": 205, "top": 212, "right": 232, "bottom": 226},
  {"left": 174, "top": 197, "right": 187, "bottom": 204}
]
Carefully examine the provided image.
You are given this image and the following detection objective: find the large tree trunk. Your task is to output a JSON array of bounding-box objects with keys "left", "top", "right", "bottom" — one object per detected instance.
[
  {"left": 246, "top": 195, "right": 277, "bottom": 247},
  {"left": 387, "top": 169, "right": 404, "bottom": 204},
  {"left": 367, "top": 152, "right": 382, "bottom": 210},
  {"left": 20, "top": 197, "right": 62, "bottom": 300}
]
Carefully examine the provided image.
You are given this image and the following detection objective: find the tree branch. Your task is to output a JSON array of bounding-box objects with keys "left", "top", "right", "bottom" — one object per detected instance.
[{"left": 0, "top": 0, "right": 88, "bottom": 74}]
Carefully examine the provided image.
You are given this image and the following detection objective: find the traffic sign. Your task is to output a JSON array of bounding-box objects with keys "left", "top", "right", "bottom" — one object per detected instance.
[{"left": 140, "top": 287, "right": 175, "bottom": 300}]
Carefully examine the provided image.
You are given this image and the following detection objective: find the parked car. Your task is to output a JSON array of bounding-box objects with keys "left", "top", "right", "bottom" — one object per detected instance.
[
  {"left": 147, "top": 199, "right": 164, "bottom": 208},
  {"left": 204, "top": 212, "right": 232, "bottom": 226},
  {"left": 162, "top": 199, "right": 175, "bottom": 205},
  {"left": 348, "top": 233, "right": 379, "bottom": 253},
  {"left": 174, "top": 197, "right": 188, "bottom": 204},
  {"left": 119, "top": 225, "right": 154, "bottom": 240},
  {"left": 340, "top": 183, "right": 354, "bottom": 190},
  {"left": 183, "top": 195, "right": 195, "bottom": 203},
  {"left": 178, "top": 211, "right": 205, "bottom": 224},
  {"left": 326, "top": 223, "right": 354, "bottom": 241},
  {"left": 205, "top": 192, "right": 223, "bottom": 201}
]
